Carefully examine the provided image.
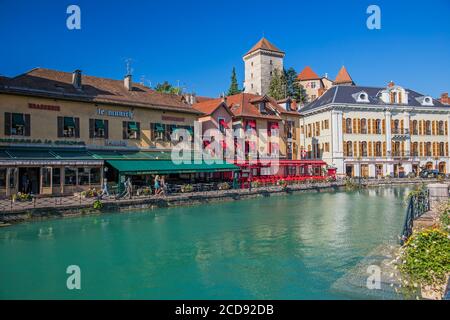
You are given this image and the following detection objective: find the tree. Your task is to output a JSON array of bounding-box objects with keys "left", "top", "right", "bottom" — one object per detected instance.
[
  {"left": 268, "top": 69, "right": 287, "bottom": 100},
  {"left": 284, "top": 67, "right": 308, "bottom": 104},
  {"left": 227, "top": 67, "right": 241, "bottom": 96},
  {"left": 155, "top": 81, "right": 181, "bottom": 95}
]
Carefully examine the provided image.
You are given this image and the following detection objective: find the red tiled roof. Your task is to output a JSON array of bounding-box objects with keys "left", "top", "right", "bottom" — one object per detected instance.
[
  {"left": 193, "top": 99, "right": 234, "bottom": 117},
  {"left": 0, "top": 68, "right": 202, "bottom": 114},
  {"left": 297, "top": 66, "right": 320, "bottom": 81},
  {"left": 195, "top": 96, "right": 215, "bottom": 103},
  {"left": 334, "top": 66, "right": 354, "bottom": 85},
  {"left": 245, "top": 37, "right": 284, "bottom": 56}
]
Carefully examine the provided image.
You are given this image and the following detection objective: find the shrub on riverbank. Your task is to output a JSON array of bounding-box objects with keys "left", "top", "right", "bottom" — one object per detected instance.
[{"left": 398, "top": 227, "right": 450, "bottom": 298}]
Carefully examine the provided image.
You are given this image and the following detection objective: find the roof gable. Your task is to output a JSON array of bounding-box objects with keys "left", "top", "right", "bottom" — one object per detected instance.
[
  {"left": 297, "top": 66, "right": 320, "bottom": 81},
  {"left": 245, "top": 37, "right": 284, "bottom": 56},
  {"left": 334, "top": 66, "right": 354, "bottom": 85}
]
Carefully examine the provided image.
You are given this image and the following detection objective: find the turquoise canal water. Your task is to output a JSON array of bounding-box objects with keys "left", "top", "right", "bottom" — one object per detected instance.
[{"left": 0, "top": 187, "right": 412, "bottom": 299}]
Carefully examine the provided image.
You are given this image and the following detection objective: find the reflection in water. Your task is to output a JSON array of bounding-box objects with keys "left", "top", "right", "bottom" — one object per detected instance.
[{"left": 0, "top": 187, "right": 412, "bottom": 299}]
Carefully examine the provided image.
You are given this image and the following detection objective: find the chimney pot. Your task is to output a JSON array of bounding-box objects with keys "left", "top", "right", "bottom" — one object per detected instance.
[
  {"left": 72, "top": 70, "right": 82, "bottom": 90},
  {"left": 124, "top": 74, "right": 132, "bottom": 91},
  {"left": 388, "top": 81, "right": 395, "bottom": 88},
  {"left": 441, "top": 92, "right": 448, "bottom": 104}
]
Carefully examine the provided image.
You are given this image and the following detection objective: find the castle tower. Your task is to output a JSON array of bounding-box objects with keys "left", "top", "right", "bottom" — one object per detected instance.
[{"left": 243, "top": 37, "right": 285, "bottom": 96}]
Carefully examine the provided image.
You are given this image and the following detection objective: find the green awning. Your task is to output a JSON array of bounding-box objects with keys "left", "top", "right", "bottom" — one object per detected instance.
[
  {"left": 128, "top": 122, "right": 138, "bottom": 131},
  {"left": 64, "top": 117, "right": 75, "bottom": 128},
  {"left": 95, "top": 119, "right": 105, "bottom": 129},
  {"left": 12, "top": 113, "right": 25, "bottom": 126},
  {"left": 106, "top": 160, "right": 239, "bottom": 175}
]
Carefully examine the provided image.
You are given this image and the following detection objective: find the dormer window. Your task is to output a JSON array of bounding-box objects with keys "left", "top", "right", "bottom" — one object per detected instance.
[
  {"left": 352, "top": 91, "right": 369, "bottom": 103},
  {"left": 415, "top": 95, "right": 434, "bottom": 106},
  {"left": 259, "top": 102, "right": 266, "bottom": 114}
]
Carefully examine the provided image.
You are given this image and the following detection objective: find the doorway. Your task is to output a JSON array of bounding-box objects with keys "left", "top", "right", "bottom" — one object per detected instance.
[
  {"left": 19, "top": 167, "right": 40, "bottom": 194},
  {"left": 345, "top": 165, "right": 354, "bottom": 177}
]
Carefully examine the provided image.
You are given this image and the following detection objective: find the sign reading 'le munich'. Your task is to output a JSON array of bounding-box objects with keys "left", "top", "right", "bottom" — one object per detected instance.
[{"left": 97, "top": 108, "right": 134, "bottom": 119}]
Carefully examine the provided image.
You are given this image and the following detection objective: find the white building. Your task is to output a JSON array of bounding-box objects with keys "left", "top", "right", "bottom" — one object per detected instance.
[
  {"left": 299, "top": 82, "right": 450, "bottom": 177},
  {"left": 243, "top": 37, "right": 285, "bottom": 96}
]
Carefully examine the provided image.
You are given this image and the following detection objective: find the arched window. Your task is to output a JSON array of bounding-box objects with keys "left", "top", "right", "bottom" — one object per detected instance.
[
  {"left": 393, "top": 141, "right": 401, "bottom": 157},
  {"left": 425, "top": 121, "right": 431, "bottom": 135},
  {"left": 438, "top": 121, "right": 444, "bottom": 135},
  {"left": 425, "top": 142, "right": 432, "bottom": 156},
  {"left": 393, "top": 120, "right": 400, "bottom": 134},
  {"left": 440, "top": 142, "right": 445, "bottom": 156},
  {"left": 347, "top": 141, "right": 353, "bottom": 157},
  {"left": 375, "top": 142, "right": 382, "bottom": 157},
  {"left": 361, "top": 141, "right": 367, "bottom": 157},
  {"left": 361, "top": 119, "right": 367, "bottom": 134},
  {"left": 412, "top": 120, "right": 418, "bottom": 135},
  {"left": 346, "top": 118, "right": 352, "bottom": 134},
  {"left": 412, "top": 142, "right": 418, "bottom": 156},
  {"left": 375, "top": 119, "right": 382, "bottom": 134}
]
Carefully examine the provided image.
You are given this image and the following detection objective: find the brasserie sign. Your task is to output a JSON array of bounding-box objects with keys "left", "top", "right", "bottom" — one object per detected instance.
[
  {"left": 97, "top": 108, "right": 134, "bottom": 119},
  {"left": 0, "top": 138, "right": 85, "bottom": 146}
]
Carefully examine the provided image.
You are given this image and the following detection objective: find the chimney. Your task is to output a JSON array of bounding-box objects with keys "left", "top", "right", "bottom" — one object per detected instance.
[
  {"left": 72, "top": 70, "right": 82, "bottom": 90},
  {"left": 388, "top": 81, "right": 395, "bottom": 88},
  {"left": 124, "top": 74, "right": 132, "bottom": 91},
  {"left": 324, "top": 73, "right": 328, "bottom": 79},
  {"left": 441, "top": 92, "right": 448, "bottom": 105}
]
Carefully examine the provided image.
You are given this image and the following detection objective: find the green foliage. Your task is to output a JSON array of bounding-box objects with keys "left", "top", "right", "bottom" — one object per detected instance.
[
  {"left": 399, "top": 228, "right": 450, "bottom": 288},
  {"left": 227, "top": 67, "right": 241, "bottom": 96},
  {"left": 217, "top": 182, "right": 230, "bottom": 190},
  {"left": 181, "top": 184, "right": 194, "bottom": 193},
  {"left": 93, "top": 200, "right": 103, "bottom": 210},
  {"left": 284, "top": 68, "right": 308, "bottom": 104},
  {"left": 268, "top": 69, "right": 287, "bottom": 100},
  {"left": 155, "top": 81, "right": 181, "bottom": 95}
]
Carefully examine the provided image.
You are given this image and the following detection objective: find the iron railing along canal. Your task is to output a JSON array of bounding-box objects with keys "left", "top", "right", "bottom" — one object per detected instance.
[{"left": 400, "top": 189, "right": 429, "bottom": 245}]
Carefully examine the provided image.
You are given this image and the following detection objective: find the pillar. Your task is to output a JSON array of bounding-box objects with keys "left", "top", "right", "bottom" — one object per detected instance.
[{"left": 331, "top": 110, "right": 344, "bottom": 175}]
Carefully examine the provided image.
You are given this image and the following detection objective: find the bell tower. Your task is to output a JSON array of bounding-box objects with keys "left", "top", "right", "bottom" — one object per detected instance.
[{"left": 243, "top": 37, "right": 285, "bottom": 96}]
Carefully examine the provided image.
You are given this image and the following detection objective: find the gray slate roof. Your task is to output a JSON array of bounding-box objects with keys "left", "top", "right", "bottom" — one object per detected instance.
[{"left": 300, "top": 85, "right": 447, "bottom": 113}]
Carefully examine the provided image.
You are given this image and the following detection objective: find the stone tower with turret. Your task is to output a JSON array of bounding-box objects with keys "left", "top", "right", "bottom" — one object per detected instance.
[{"left": 243, "top": 37, "right": 285, "bottom": 96}]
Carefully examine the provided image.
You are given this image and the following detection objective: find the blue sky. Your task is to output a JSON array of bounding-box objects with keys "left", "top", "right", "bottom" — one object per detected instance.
[{"left": 0, "top": 0, "right": 449, "bottom": 98}]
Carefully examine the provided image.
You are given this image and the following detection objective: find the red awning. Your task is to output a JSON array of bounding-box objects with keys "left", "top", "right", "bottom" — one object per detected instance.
[{"left": 270, "top": 122, "right": 279, "bottom": 129}]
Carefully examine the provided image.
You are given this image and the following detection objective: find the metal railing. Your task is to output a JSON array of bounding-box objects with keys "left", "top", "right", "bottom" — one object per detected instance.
[{"left": 400, "top": 189, "right": 429, "bottom": 244}]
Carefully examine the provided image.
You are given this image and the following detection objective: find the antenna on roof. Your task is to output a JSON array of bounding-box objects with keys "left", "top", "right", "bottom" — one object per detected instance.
[{"left": 124, "top": 58, "right": 134, "bottom": 76}]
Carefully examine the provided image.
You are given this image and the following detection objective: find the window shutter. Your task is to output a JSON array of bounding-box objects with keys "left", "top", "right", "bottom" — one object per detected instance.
[
  {"left": 57, "top": 117, "right": 64, "bottom": 138},
  {"left": 391, "top": 119, "right": 394, "bottom": 134},
  {"left": 342, "top": 118, "right": 346, "bottom": 134},
  {"left": 400, "top": 120, "right": 404, "bottom": 134},
  {"left": 383, "top": 142, "right": 386, "bottom": 157},
  {"left": 4, "top": 112, "right": 11, "bottom": 135},
  {"left": 401, "top": 141, "right": 405, "bottom": 156},
  {"left": 123, "top": 121, "right": 127, "bottom": 139},
  {"left": 104, "top": 120, "right": 109, "bottom": 139},
  {"left": 368, "top": 141, "right": 373, "bottom": 157},
  {"left": 382, "top": 119, "right": 386, "bottom": 134},
  {"left": 89, "top": 119, "right": 95, "bottom": 138},
  {"left": 136, "top": 122, "right": 141, "bottom": 140},
  {"left": 432, "top": 121, "right": 435, "bottom": 135},
  {"left": 353, "top": 142, "right": 357, "bottom": 157},
  {"left": 343, "top": 141, "right": 346, "bottom": 156},
  {"left": 419, "top": 142, "right": 423, "bottom": 156},
  {"left": 410, "top": 121, "right": 413, "bottom": 134},
  {"left": 446, "top": 143, "right": 449, "bottom": 156},
  {"left": 74, "top": 117, "right": 80, "bottom": 138},
  {"left": 446, "top": 121, "right": 448, "bottom": 135}
]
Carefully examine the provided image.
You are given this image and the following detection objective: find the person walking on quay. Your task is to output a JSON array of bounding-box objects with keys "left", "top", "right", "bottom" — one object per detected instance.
[
  {"left": 100, "top": 178, "right": 109, "bottom": 199},
  {"left": 154, "top": 175, "right": 161, "bottom": 196},
  {"left": 121, "top": 177, "right": 133, "bottom": 199},
  {"left": 160, "top": 176, "right": 168, "bottom": 196}
]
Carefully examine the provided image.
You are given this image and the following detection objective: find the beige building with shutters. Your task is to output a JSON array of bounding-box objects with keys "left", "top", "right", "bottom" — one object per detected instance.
[{"left": 299, "top": 82, "right": 450, "bottom": 177}]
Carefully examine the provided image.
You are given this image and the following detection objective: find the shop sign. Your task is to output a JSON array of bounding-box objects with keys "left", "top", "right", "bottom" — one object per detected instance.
[
  {"left": 28, "top": 103, "right": 61, "bottom": 111},
  {"left": 105, "top": 140, "right": 127, "bottom": 147},
  {"left": 162, "top": 115, "right": 185, "bottom": 122},
  {"left": 0, "top": 138, "right": 85, "bottom": 146},
  {"left": 97, "top": 108, "right": 134, "bottom": 119}
]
